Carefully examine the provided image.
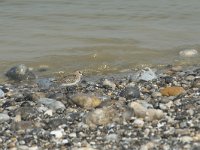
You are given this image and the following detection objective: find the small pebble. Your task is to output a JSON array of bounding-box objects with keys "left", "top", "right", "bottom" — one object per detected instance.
[
  {"left": 133, "top": 119, "right": 144, "bottom": 128},
  {"left": 50, "top": 129, "right": 64, "bottom": 139},
  {"left": 69, "top": 133, "right": 77, "bottom": 138}
]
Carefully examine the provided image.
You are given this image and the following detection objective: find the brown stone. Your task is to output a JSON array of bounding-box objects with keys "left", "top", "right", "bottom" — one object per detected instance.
[
  {"left": 71, "top": 93, "right": 101, "bottom": 109},
  {"left": 160, "top": 87, "right": 185, "bottom": 96}
]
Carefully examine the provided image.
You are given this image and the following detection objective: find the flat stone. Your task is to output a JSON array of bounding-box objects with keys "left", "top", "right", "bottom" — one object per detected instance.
[
  {"left": 179, "top": 136, "right": 193, "bottom": 143},
  {"left": 160, "top": 87, "right": 185, "bottom": 96},
  {"left": 71, "top": 93, "right": 101, "bottom": 109},
  {"left": 38, "top": 98, "right": 66, "bottom": 111},
  {"left": 185, "top": 75, "right": 195, "bottom": 81},
  {"left": 0, "top": 113, "right": 10, "bottom": 123}
]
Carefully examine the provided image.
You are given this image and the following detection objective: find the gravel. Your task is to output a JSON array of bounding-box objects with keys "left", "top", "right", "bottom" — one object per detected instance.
[{"left": 0, "top": 64, "right": 200, "bottom": 149}]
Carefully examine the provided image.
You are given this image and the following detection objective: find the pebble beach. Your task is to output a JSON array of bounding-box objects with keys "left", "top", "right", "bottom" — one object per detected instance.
[{"left": 0, "top": 61, "right": 200, "bottom": 150}]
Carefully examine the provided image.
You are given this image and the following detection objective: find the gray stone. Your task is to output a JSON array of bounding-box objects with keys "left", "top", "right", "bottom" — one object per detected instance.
[
  {"left": 50, "top": 129, "right": 64, "bottom": 139},
  {"left": 185, "top": 75, "right": 195, "bottom": 81},
  {"left": 0, "top": 89, "right": 5, "bottom": 98},
  {"left": 0, "top": 113, "right": 10, "bottom": 123},
  {"left": 38, "top": 98, "right": 66, "bottom": 111},
  {"left": 120, "top": 86, "right": 140, "bottom": 99},
  {"left": 192, "top": 78, "right": 200, "bottom": 88},
  {"left": 105, "top": 134, "right": 119, "bottom": 142},
  {"left": 103, "top": 79, "right": 116, "bottom": 90},
  {"left": 36, "top": 78, "right": 54, "bottom": 89},
  {"left": 5, "top": 64, "right": 36, "bottom": 81},
  {"left": 137, "top": 67, "right": 157, "bottom": 81}
]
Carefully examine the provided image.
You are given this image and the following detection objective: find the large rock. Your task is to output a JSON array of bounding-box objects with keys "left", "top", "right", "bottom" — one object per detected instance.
[
  {"left": 129, "top": 102, "right": 164, "bottom": 121},
  {"left": 5, "top": 64, "right": 36, "bottom": 81},
  {"left": 38, "top": 98, "right": 66, "bottom": 111},
  {"left": 71, "top": 93, "right": 102, "bottom": 109},
  {"left": 84, "top": 107, "right": 117, "bottom": 128},
  {"left": 160, "top": 87, "right": 185, "bottom": 96}
]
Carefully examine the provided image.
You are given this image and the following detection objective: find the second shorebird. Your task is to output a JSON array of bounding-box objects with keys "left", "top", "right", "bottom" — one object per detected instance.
[{"left": 55, "top": 71, "right": 83, "bottom": 87}]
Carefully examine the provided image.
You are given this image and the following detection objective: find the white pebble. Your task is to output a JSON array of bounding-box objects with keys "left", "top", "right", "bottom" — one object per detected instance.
[
  {"left": 69, "top": 133, "right": 77, "bottom": 138},
  {"left": 133, "top": 119, "right": 144, "bottom": 128},
  {"left": 44, "top": 109, "right": 53, "bottom": 116},
  {"left": 50, "top": 129, "right": 64, "bottom": 139},
  {"left": 62, "top": 139, "right": 69, "bottom": 144}
]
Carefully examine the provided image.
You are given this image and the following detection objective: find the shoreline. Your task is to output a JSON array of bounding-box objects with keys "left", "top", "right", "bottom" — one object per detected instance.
[{"left": 0, "top": 64, "right": 200, "bottom": 149}]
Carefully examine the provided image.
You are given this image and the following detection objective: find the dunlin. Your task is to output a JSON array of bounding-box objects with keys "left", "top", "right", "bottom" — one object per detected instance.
[{"left": 56, "top": 71, "right": 83, "bottom": 87}]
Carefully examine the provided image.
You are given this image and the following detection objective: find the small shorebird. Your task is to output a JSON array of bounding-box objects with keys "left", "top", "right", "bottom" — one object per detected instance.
[{"left": 55, "top": 71, "right": 83, "bottom": 87}]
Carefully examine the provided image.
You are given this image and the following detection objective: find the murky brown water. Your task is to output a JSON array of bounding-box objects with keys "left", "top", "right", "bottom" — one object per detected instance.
[{"left": 0, "top": 0, "right": 200, "bottom": 76}]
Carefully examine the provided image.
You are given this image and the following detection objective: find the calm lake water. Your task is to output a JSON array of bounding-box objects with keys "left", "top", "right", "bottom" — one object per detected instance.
[{"left": 0, "top": 0, "right": 200, "bottom": 75}]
